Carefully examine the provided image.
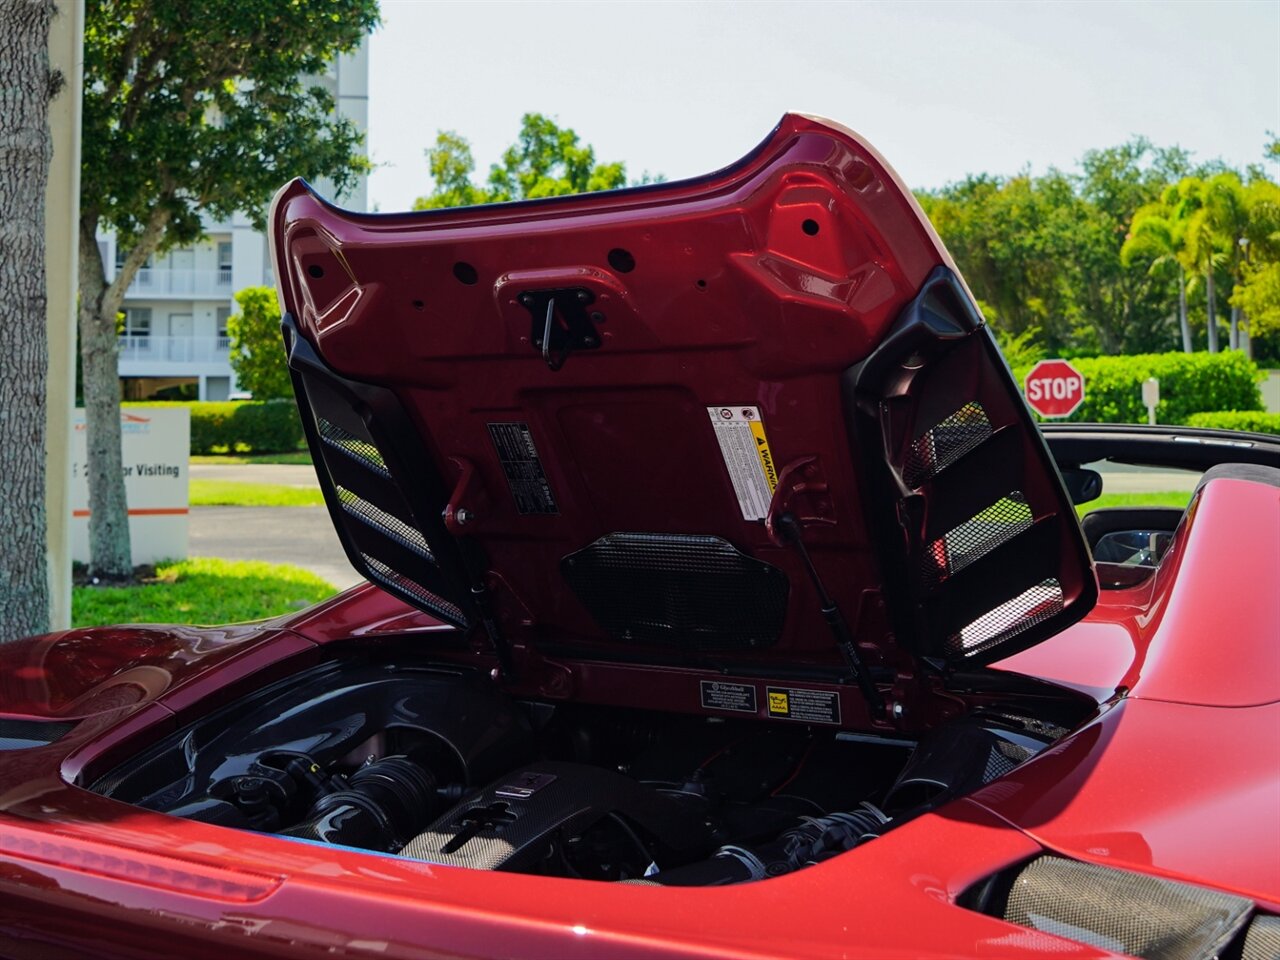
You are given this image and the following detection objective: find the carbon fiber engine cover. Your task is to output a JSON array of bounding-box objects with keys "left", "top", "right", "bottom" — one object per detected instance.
[{"left": 398, "top": 761, "right": 710, "bottom": 871}]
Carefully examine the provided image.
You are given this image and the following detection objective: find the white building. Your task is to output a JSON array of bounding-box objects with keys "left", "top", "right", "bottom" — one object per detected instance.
[{"left": 103, "top": 43, "right": 369, "bottom": 401}]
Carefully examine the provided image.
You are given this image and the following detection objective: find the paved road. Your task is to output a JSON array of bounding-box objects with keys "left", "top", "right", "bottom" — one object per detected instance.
[
  {"left": 190, "top": 506, "right": 363, "bottom": 588},
  {"left": 192, "top": 461, "right": 1202, "bottom": 496},
  {"left": 186, "top": 460, "right": 1200, "bottom": 589},
  {"left": 1092, "top": 462, "right": 1199, "bottom": 493},
  {"left": 191, "top": 464, "right": 320, "bottom": 487}
]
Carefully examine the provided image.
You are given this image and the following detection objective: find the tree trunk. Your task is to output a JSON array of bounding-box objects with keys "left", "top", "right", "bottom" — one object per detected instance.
[
  {"left": 76, "top": 222, "right": 130, "bottom": 579},
  {"left": 1177, "top": 266, "right": 1191, "bottom": 353},
  {"left": 1205, "top": 269, "right": 1218, "bottom": 353},
  {"left": 76, "top": 206, "right": 170, "bottom": 580},
  {"left": 0, "top": 0, "right": 56, "bottom": 637}
]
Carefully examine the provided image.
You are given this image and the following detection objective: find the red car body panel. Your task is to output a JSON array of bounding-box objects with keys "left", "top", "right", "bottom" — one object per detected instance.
[
  {"left": 2, "top": 476, "right": 1276, "bottom": 957},
  {"left": 1, "top": 115, "right": 1277, "bottom": 957}
]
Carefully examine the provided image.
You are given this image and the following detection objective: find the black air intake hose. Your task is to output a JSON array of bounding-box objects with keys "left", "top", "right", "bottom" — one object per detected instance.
[
  {"left": 281, "top": 756, "right": 439, "bottom": 852},
  {"left": 645, "top": 804, "right": 890, "bottom": 886}
]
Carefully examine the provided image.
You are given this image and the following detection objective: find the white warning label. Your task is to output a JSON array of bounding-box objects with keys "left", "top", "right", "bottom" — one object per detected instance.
[{"left": 707, "top": 405, "right": 779, "bottom": 521}]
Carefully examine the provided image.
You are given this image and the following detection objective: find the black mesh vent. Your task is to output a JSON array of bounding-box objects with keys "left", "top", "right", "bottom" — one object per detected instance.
[
  {"left": 562, "top": 533, "right": 788, "bottom": 650},
  {"left": 993, "top": 856, "right": 1252, "bottom": 960},
  {"left": 1241, "top": 915, "right": 1280, "bottom": 960},
  {"left": 285, "top": 318, "right": 473, "bottom": 630},
  {"left": 317, "top": 416, "right": 390, "bottom": 477},
  {"left": 0, "top": 718, "right": 75, "bottom": 751},
  {"left": 847, "top": 269, "right": 1096, "bottom": 666},
  {"left": 903, "top": 401, "right": 993, "bottom": 488},
  {"left": 947, "top": 578, "right": 1064, "bottom": 659},
  {"left": 362, "top": 553, "right": 466, "bottom": 624},
  {"left": 337, "top": 485, "right": 433, "bottom": 560},
  {"left": 981, "top": 738, "right": 1034, "bottom": 784},
  {"left": 923, "top": 491, "right": 1033, "bottom": 586}
]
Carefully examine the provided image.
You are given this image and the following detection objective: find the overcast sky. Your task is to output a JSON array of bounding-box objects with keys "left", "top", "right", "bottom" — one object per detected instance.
[{"left": 365, "top": 0, "right": 1279, "bottom": 213}]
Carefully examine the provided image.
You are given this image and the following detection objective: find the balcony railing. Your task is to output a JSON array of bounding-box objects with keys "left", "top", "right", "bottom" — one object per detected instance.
[
  {"left": 125, "top": 267, "right": 234, "bottom": 298},
  {"left": 118, "top": 335, "right": 231, "bottom": 364}
]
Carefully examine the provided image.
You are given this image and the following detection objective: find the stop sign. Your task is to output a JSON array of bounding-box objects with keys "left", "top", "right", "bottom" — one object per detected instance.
[{"left": 1024, "top": 359, "right": 1085, "bottom": 418}]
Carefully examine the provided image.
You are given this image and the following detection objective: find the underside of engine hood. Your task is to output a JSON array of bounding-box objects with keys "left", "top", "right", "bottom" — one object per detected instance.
[{"left": 268, "top": 113, "right": 1097, "bottom": 729}]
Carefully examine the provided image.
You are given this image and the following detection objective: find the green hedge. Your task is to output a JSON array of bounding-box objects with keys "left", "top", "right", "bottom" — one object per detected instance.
[
  {"left": 1184, "top": 411, "right": 1280, "bottom": 435},
  {"left": 125, "top": 400, "right": 306, "bottom": 454},
  {"left": 1014, "top": 352, "right": 1264, "bottom": 425}
]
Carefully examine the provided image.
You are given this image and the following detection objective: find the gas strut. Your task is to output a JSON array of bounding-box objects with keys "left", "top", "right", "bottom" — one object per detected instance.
[
  {"left": 453, "top": 537, "right": 516, "bottom": 682},
  {"left": 775, "top": 512, "right": 886, "bottom": 719}
]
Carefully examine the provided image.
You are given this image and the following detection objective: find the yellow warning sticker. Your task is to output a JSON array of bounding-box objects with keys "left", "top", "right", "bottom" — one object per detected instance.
[
  {"left": 707, "top": 406, "right": 778, "bottom": 521},
  {"left": 767, "top": 691, "right": 790, "bottom": 715}
]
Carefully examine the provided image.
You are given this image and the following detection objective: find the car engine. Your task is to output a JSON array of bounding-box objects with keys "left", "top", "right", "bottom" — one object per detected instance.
[{"left": 90, "top": 657, "right": 1072, "bottom": 885}]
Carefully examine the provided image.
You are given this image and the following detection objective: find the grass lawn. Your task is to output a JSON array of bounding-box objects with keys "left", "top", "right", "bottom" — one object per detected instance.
[
  {"left": 1077, "top": 490, "right": 1191, "bottom": 516},
  {"left": 72, "top": 558, "right": 337, "bottom": 627},
  {"left": 191, "top": 451, "right": 313, "bottom": 466},
  {"left": 190, "top": 479, "right": 325, "bottom": 507}
]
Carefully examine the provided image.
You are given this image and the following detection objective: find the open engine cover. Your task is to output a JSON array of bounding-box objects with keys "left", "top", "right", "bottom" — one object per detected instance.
[{"left": 270, "top": 113, "right": 1097, "bottom": 719}]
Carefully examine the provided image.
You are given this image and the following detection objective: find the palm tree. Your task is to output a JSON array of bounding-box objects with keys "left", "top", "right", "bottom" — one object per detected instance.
[
  {"left": 1176, "top": 178, "right": 1226, "bottom": 353},
  {"left": 1123, "top": 196, "right": 1192, "bottom": 352},
  {"left": 1202, "top": 174, "right": 1251, "bottom": 350}
]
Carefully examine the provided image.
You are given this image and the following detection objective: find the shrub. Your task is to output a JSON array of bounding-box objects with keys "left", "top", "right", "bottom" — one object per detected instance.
[
  {"left": 1184, "top": 411, "right": 1280, "bottom": 435},
  {"left": 227, "top": 286, "right": 292, "bottom": 399},
  {"left": 1013, "top": 352, "right": 1264, "bottom": 424},
  {"left": 126, "top": 400, "right": 306, "bottom": 454}
]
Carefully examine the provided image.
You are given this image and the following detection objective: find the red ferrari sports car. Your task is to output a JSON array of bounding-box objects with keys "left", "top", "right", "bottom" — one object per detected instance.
[{"left": 2, "top": 114, "right": 1278, "bottom": 960}]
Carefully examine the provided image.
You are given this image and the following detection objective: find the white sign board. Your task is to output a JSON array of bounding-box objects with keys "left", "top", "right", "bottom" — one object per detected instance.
[{"left": 72, "top": 407, "right": 190, "bottom": 566}]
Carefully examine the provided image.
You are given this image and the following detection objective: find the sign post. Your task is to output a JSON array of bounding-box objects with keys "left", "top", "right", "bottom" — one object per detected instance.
[
  {"left": 1024, "top": 359, "right": 1086, "bottom": 419},
  {"left": 1142, "top": 378, "right": 1160, "bottom": 425}
]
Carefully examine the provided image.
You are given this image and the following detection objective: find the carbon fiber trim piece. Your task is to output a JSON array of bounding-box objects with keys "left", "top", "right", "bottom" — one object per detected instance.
[
  {"left": 1000, "top": 856, "right": 1252, "bottom": 960},
  {"left": 0, "top": 718, "right": 75, "bottom": 751},
  {"left": 1241, "top": 915, "right": 1280, "bottom": 960}
]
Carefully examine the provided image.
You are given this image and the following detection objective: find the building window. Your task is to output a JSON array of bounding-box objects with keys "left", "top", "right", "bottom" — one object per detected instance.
[
  {"left": 217, "top": 241, "right": 233, "bottom": 286},
  {"left": 122, "top": 307, "right": 151, "bottom": 348},
  {"left": 216, "top": 306, "right": 232, "bottom": 350}
]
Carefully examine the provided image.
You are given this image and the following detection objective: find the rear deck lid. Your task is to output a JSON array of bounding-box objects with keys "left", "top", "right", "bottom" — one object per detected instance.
[{"left": 270, "top": 114, "right": 1096, "bottom": 720}]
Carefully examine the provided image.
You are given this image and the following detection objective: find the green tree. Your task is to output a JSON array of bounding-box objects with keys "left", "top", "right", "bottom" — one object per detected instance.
[
  {"left": 79, "top": 0, "right": 378, "bottom": 580},
  {"left": 919, "top": 137, "right": 1224, "bottom": 357},
  {"left": 1233, "top": 262, "right": 1280, "bottom": 344},
  {"left": 1230, "top": 178, "right": 1280, "bottom": 359},
  {"left": 414, "top": 113, "right": 629, "bottom": 210},
  {"left": 917, "top": 172, "right": 1084, "bottom": 350},
  {"left": 227, "top": 286, "right": 290, "bottom": 399},
  {"left": 1073, "top": 139, "right": 1199, "bottom": 355}
]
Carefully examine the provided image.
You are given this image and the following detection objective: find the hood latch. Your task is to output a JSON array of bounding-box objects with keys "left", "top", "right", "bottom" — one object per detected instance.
[{"left": 518, "top": 287, "right": 603, "bottom": 371}]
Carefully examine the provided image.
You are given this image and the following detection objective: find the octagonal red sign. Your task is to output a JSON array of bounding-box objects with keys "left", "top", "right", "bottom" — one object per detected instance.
[{"left": 1024, "top": 359, "right": 1085, "bottom": 418}]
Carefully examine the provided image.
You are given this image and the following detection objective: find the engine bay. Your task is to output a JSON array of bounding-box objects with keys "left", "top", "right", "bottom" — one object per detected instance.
[{"left": 90, "top": 657, "right": 1080, "bottom": 886}]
